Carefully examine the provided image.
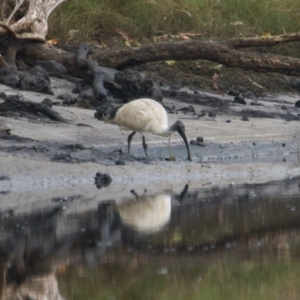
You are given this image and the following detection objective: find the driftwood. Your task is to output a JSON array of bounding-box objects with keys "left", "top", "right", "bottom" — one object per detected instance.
[
  {"left": 75, "top": 43, "right": 108, "bottom": 102},
  {"left": 14, "top": 32, "right": 300, "bottom": 77},
  {"left": 0, "top": 0, "right": 68, "bottom": 40},
  {"left": 0, "top": 0, "right": 69, "bottom": 69},
  {"left": 0, "top": 94, "right": 68, "bottom": 123}
]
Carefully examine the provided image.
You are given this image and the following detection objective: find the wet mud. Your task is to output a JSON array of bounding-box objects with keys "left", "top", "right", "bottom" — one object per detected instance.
[
  {"left": 1, "top": 84, "right": 299, "bottom": 165},
  {"left": 1, "top": 65, "right": 300, "bottom": 210}
]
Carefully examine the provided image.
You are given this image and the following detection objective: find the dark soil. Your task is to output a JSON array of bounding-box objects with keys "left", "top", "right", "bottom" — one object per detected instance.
[
  {"left": 0, "top": 136, "right": 161, "bottom": 165},
  {"left": 137, "top": 61, "right": 300, "bottom": 97}
]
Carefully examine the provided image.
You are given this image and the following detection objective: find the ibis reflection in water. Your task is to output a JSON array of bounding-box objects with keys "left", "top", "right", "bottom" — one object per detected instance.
[
  {"left": 117, "top": 191, "right": 172, "bottom": 234},
  {"left": 0, "top": 184, "right": 188, "bottom": 299},
  {"left": 98, "top": 184, "right": 189, "bottom": 247},
  {"left": 104, "top": 98, "right": 192, "bottom": 161}
]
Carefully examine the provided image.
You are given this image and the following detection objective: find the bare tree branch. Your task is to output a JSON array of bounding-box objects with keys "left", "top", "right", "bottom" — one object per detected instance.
[
  {"left": 0, "top": 0, "right": 68, "bottom": 41},
  {"left": 45, "top": 0, "right": 67, "bottom": 19},
  {"left": 6, "top": 0, "right": 25, "bottom": 24},
  {"left": 227, "top": 32, "right": 300, "bottom": 48}
]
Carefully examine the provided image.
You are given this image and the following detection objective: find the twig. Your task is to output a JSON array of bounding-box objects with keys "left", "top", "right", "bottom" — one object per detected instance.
[{"left": 247, "top": 76, "right": 266, "bottom": 89}]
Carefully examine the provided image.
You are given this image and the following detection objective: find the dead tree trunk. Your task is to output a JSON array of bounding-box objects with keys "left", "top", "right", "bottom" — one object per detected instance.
[{"left": 0, "top": 0, "right": 68, "bottom": 68}]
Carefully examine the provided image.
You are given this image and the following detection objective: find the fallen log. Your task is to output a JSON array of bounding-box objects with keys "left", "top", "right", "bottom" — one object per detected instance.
[{"left": 18, "top": 33, "right": 300, "bottom": 77}]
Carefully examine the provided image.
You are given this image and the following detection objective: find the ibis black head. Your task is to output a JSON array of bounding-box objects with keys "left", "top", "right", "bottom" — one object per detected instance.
[
  {"left": 170, "top": 120, "right": 192, "bottom": 161},
  {"left": 103, "top": 106, "right": 120, "bottom": 123}
]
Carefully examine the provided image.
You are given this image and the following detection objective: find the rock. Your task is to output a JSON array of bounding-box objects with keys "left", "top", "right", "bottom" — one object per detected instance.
[
  {"left": 42, "top": 98, "right": 53, "bottom": 107},
  {"left": 0, "top": 92, "right": 7, "bottom": 100},
  {"left": 163, "top": 105, "right": 176, "bottom": 114},
  {"left": 28, "top": 66, "right": 50, "bottom": 82},
  {"left": 114, "top": 69, "right": 162, "bottom": 102},
  {"left": 0, "top": 67, "right": 53, "bottom": 95},
  {"left": 233, "top": 95, "right": 246, "bottom": 105},
  {"left": 227, "top": 88, "right": 240, "bottom": 96},
  {"left": 241, "top": 91, "right": 256, "bottom": 99},
  {"left": 208, "top": 111, "right": 216, "bottom": 117},
  {"left": 242, "top": 116, "right": 249, "bottom": 121},
  {"left": 35, "top": 60, "right": 67, "bottom": 74},
  {"left": 196, "top": 136, "right": 204, "bottom": 142},
  {"left": 72, "top": 82, "right": 93, "bottom": 94},
  {"left": 57, "top": 93, "right": 73, "bottom": 101},
  {"left": 72, "top": 85, "right": 81, "bottom": 94},
  {"left": 170, "top": 85, "right": 180, "bottom": 91},
  {"left": 79, "top": 88, "right": 96, "bottom": 101},
  {"left": 95, "top": 172, "right": 112, "bottom": 189},
  {"left": 76, "top": 88, "right": 99, "bottom": 107},
  {"left": 226, "top": 120, "right": 231, "bottom": 123},
  {"left": 0, "top": 68, "right": 19, "bottom": 88},
  {"left": 190, "top": 140, "right": 205, "bottom": 147},
  {"left": 169, "top": 90, "right": 177, "bottom": 97},
  {"left": 115, "top": 160, "right": 125, "bottom": 165},
  {"left": 295, "top": 100, "right": 300, "bottom": 107},
  {"left": 250, "top": 102, "right": 264, "bottom": 106},
  {"left": 197, "top": 112, "right": 206, "bottom": 117},
  {"left": 179, "top": 105, "right": 196, "bottom": 115},
  {"left": 57, "top": 93, "right": 77, "bottom": 106},
  {"left": 62, "top": 98, "right": 77, "bottom": 106},
  {"left": 19, "top": 73, "right": 53, "bottom": 95},
  {"left": 287, "top": 79, "right": 300, "bottom": 90}
]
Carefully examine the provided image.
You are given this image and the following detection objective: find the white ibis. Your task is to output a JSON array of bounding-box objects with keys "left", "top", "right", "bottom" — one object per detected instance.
[{"left": 104, "top": 98, "right": 192, "bottom": 161}]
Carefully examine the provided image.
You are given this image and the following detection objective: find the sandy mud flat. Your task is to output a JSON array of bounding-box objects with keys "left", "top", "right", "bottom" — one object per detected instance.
[{"left": 1, "top": 77, "right": 300, "bottom": 213}]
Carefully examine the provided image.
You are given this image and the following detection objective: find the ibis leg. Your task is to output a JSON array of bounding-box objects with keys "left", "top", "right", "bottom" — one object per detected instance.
[
  {"left": 142, "top": 136, "right": 149, "bottom": 158},
  {"left": 168, "top": 136, "right": 172, "bottom": 158},
  {"left": 127, "top": 131, "right": 136, "bottom": 155}
]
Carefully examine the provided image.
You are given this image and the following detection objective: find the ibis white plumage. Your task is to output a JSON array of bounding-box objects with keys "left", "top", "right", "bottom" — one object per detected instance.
[{"left": 104, "top": 98, "right": 192, "bottom": 161}]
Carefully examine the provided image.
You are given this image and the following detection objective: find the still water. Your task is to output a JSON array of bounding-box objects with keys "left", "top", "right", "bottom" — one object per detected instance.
[{"left": 1, "top": 178, "right": 300, "bottom": 299}]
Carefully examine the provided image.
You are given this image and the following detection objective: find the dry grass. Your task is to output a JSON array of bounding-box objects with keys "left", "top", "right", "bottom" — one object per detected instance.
[{"left": 48, "top": 0, "right": 300, "bottom": 55}]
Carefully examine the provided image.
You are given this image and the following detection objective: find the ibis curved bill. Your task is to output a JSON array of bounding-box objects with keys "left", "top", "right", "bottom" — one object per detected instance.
[{"left": 104, "top": 98, "right": 192, "bottom": 161}]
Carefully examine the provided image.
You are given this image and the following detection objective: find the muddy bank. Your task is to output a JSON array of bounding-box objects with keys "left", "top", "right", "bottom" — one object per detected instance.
[{"left": 1, "top": 71, "right": 300, "bottom": 212}]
